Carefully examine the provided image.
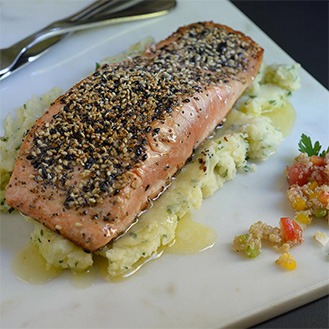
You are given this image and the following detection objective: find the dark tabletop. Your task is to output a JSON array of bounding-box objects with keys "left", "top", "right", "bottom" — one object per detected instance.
[{"left": 230, "top": 1, "right": 328, "bottom": 328}]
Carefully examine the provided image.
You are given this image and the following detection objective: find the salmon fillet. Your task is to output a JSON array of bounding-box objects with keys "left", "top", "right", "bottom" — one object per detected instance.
[{"left": 6, "top": 22, "right": 263, "bottom": 252}]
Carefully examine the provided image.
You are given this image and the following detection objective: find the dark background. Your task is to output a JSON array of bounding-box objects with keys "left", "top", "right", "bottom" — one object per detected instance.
[
  {"left": 231, "top": 0, "right": 328, "bottom": 89},
  {"left": 230, "top": 1, "right": 328, "bottom": 328}
]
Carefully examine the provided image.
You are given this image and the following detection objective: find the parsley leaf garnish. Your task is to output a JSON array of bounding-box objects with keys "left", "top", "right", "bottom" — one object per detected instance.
[
  {"left": 298, "top": 134, "right": 328, "bottom": 157},
  {"left": 320, "top": 148, "right": 329, "bottom": 157}
]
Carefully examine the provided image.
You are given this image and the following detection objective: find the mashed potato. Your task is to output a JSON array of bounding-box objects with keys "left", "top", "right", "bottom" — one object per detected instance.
[{"left": 0, "top": 39, "right": 300, "bottom": 279}]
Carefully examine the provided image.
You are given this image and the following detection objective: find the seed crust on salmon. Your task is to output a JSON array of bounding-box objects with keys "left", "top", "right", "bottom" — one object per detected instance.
[{"left": 6, "top": 22, "right": 263, "bottom": 252}]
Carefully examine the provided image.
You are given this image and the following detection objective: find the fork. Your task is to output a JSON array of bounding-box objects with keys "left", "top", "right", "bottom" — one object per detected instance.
[{"left": 0, "top": 0, "right": 145, "bottom": 77}]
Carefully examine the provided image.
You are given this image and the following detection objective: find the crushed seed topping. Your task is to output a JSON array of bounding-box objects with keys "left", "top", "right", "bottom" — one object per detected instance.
[{"left": 27, "top": 23, "right": 260, "bottom": 210}]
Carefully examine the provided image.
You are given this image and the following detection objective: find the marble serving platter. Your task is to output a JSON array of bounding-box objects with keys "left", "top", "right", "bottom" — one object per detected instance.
[{"left": 1, "top": 1, "right": 328, "bottom": 328}]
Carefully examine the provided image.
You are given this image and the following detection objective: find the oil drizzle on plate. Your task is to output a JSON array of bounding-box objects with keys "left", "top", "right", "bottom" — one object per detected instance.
[
  {"left": 264, "top": 102, "right": 296, "bottom": 137},
  {"left": 12, "top": 244, "right": 111, "bottom": 286},
  {"left": 165, "top": 213, "right": 216, "bottom": 254},
  {"left": 69, "top": 255, "right": 110, "bottom": 288},
  {"left": 12, "top": 213, "right": 216, "bottom": 285},
  {"left": 11, "top": 243, "right": 62, "bottom": 284},
  {"left": 111, "top": 213, "right": 216, "bottom": 281}
]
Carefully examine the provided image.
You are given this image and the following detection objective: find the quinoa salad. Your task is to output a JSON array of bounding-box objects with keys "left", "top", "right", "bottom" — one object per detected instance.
[{"left": 232, "top": 135, "right": 329, "bottom": 270}]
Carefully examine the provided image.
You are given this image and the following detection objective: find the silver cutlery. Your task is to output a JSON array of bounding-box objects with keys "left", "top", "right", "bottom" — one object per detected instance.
[{"left": 0, "top": 0, "right": 176, "bottom": 80}]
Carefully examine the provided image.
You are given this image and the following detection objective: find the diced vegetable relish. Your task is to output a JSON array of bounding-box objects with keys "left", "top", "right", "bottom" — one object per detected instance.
[
  {"left": 286, "top": 153, "right": 329, "bottom": 225},
  {"left": 275, "top": 252, "right": 296, "bottom": 271},
  {"left": 313, "top": 231, "right": 329, "bottom": 246},
  {"left": 232, "top": 218, "right": 302, "bottom": 258},
  {"left": 233, "top": 135, "right": 328, "bottom": 270}
]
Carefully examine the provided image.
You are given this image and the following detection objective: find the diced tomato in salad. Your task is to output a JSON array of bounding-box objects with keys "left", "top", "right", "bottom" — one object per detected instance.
[
  {"left": 286, "top": 163, "right": 311, "bottom": 186},
  {"left": 286, "top": 154, "right": 328, "bottom": 187},
  {"left": 280, "top": 217, "right": 303, "bottom": 243},
  {"left": 310, "top": 155, "right": 325, "bottom": 166}
]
